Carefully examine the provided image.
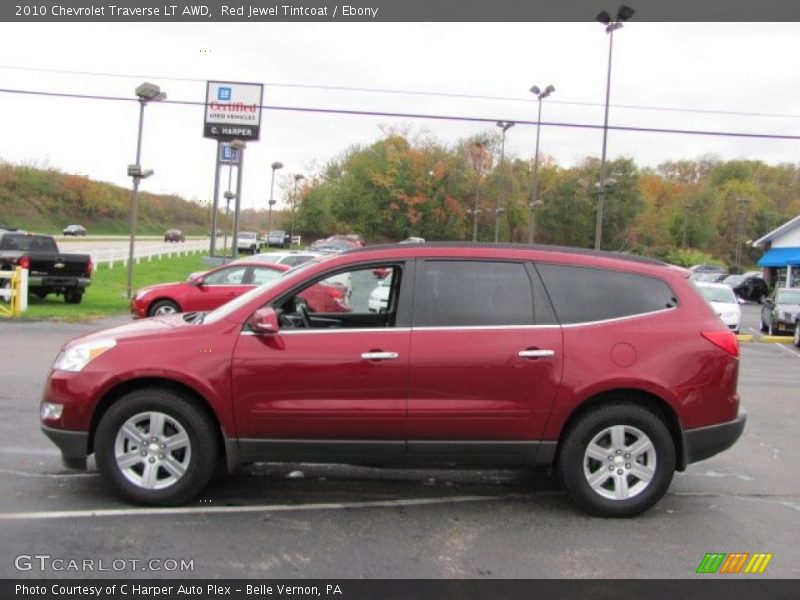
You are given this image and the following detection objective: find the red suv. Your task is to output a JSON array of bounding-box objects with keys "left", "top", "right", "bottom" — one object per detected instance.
[{"left": 41, "top": 244, "right": 745, "bottom": 517}]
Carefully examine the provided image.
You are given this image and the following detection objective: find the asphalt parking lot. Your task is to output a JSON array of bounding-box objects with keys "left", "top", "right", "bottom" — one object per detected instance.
[{"left": 0, "top": 302, "right": 797, "bottom": 579}]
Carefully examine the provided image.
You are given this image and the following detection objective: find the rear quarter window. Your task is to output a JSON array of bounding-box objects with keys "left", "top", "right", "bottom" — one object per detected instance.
[{"left": 536, "top": 263, "right": 677, "bottom": 325}]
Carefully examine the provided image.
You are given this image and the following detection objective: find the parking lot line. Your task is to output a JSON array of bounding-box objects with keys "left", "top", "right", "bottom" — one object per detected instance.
[
  {"left": 774, "top": 343, "right": 800, "bottom": 359},
  {"left": 0, "top": 494, "right": 532, "bottom": 521}
]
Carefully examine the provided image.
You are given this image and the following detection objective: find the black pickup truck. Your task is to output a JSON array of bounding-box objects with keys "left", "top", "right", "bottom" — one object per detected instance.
[{"left": 0, "top": 230, "right": 92, "bottom": 304}]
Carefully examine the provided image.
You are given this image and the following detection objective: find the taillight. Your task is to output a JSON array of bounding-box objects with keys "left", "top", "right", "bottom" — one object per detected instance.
[
  {"left": 85, "top": 258, "right": 94, "bottom": 276},
  {"left": 17, "top": 256, "right": 30, "bottom": 269},
  {"left": 702, "top": 330, "right": 739, "bottom": 357}
]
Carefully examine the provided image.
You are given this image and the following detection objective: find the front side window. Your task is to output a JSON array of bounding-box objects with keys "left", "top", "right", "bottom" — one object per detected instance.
[
  {"left": 276, "top": 265, "right": 403, "bottom": 330},
  {"left": 537, "top": 263, "right": 677, "bottom": 325},
  {"left": 203, "top": 266, "right": 248, "bottom": 286},
  {"left": 415, "top": 261, "right": 534, "bottom": 327}
]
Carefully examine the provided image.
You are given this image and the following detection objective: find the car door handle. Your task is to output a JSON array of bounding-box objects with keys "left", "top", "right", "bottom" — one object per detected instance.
[
  {"left": 361, "top": 351, "right": 399, "bottom": 361},
  {"left": 518, "top": 349, "right": 555, "bottom": 359}
]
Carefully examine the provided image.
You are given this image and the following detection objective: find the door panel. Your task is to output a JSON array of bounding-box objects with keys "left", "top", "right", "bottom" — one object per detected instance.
[
  {"left": 232, "top": 329, "right": 410, "bottom": 439},
  {"left": 407, "top": 327, "right": 562, "bottom": 441}
]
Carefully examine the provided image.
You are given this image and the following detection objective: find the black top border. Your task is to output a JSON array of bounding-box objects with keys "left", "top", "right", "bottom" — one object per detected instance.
[{"left": 4, "top": 0, "right": 800, "bottom": 22}]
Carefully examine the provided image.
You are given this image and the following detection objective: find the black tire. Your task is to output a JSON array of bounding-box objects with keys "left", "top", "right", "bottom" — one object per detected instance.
[
  {"left": 760, "top": 317, "right": 768, "bottom": 333},
  {"left": 148, "top": 299, "right": 180, "bottom": 317},
  {"left": 94, "top": 387, "right": 219, "bottom": 505},
  {"left": 64, "top": 290, "right": 83, "bottom": 304},
  {"left": 34, "top": 289, "right": 50, "bottom": 299},
  {"left": 558, "top": 403, "right": 675, "bottom": 518}
]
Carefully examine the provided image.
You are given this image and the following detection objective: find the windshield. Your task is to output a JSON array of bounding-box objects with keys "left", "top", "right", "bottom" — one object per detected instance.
[
  {"left": 697, "top": 285, "right": 736, "bottom": 304},
  {"left": 776, "top": 289, "right": 800, "bottom": 305},
  {"left": 723, "top": 275, "right": 744, "bottom": 285},
  {"left": 239, "top": 232, "right": 256, "bottom": 239},
  {"left": 203, "top": 259, "right": 320, "bottom": 324}
]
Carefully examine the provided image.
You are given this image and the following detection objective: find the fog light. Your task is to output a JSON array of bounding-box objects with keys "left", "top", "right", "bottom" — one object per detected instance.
[{"left": 40, "top": 402, "right": 64, "bottom": 421}]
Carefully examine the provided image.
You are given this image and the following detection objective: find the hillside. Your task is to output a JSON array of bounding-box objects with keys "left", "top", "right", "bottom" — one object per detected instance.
[{"left": 0, "top": 161, "right": 212, "bottom": 235}]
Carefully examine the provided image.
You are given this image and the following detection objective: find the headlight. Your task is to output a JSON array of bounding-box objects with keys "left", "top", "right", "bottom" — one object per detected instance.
[
  {"left": 134, "top": 289, "right": 150, "bottom": 301},
  {"left": 782, "top": 311, "right": 794, "bottom": 321},
  {"left": 53, "top": 339, "right": 117, "bottom": 372}
]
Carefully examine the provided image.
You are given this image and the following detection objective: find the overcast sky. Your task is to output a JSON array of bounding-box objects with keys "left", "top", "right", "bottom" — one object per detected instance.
[{"left": 1, "top": 22, "right": 799, "bottom": 211}]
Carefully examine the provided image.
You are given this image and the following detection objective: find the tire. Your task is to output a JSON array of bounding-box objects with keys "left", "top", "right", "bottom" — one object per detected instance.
[
  {"left": 64, "top": 290, "right": 83, "bottom": 304},
  {"left": 94, "top": 387, "right": 219, "bottom": 505},
  {"left": 757, "top": 293, "right": 765, "bottom": 305},
  {"left": 558, "top": 403, "right": 675, "bottom": 518},
  {"left": 760, "top": 317, "right": 768, "bottom": 333},
  {"left": 148, "top": 299, "right": 180, "bottom": 317},
  {"left": 794, "top": 323, "right": 800, "bottom": 348},
  {"left": 768, "top": 321, "right": 775, "bottom": 336},
  {"left": 34, "top": 289, "right": 49, "bottom": 299}
]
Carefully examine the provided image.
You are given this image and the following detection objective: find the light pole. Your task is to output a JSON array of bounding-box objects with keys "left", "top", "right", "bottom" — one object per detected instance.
[
  {"left": 494, "top": 121, "right": 514, "bottom": 243},
  {"left": 268, "top": 161, "right": 283, "bottom": 233},
  {"left": 126, "top": 82, "right": 165, "bottom": 299},
  {"left": 291, "top": 173, "right": 304, "bottom": 244},
  {"left": 470, "top": 140, "right": 486, "bottom": 242},
  {"left": 528, "top": 84, "right": 555, "bottom": 244},
  {"left": 594, "top": 4, "right": 634, "bottom": 250},
  {"left": 222, "top": 190, "right": 235, "bottom": 260}
]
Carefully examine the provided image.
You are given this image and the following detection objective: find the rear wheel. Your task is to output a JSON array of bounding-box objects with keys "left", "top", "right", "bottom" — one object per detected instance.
[
  {"left": 94, "top": 388, "right": 219, "bottom": 505},
  {"left": 64, "top": 290, "right": 83, "bottom": 304},
  {"left": 558, "top": 403, "right": 675, "bottom": 517}
]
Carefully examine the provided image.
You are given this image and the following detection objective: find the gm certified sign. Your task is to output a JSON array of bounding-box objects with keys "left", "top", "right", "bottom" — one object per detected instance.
[{"left": 204, "top": 81, "right": 264, "bottom": 141}]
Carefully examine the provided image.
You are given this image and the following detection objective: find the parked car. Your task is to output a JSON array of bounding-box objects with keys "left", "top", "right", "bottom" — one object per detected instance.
[
  {"left": 695, "top": 281, "right": 741, "bottom": 333},
  {"left": 164, "top": 229, "right": 185, "bottom": 243},
  {"left": 368, "top": 274, "right": 392, "bottom": 313},
  {"left": 62, "top": 224, "right": 87, "bottom": 237},
  {"left": 238, "top": 251, "right": 321, "bottom": 268},
  {"left": 132, "top": 262, "right": 288, "bottom": 318},
  {"left": 310, "top": 234, "right": 364, "bottom": 252},
  {"left": 236, "top": 232, "right": 263, "bottom": 254},
  {"left": 267, "top": 230, "right": 291, "bottom": 248},
  {"left": 42, "top": 243, "right": 745, "bottom": 517},
  {"left": 399, "top": 236, "right": 425, "bottom": 244},
  {"left": 760, "top": 287, "right": 800, "bottom": 336},
  {"left": 0, "top": 231, "right": 92, "bottom": 303},
  {"left": 721, "top": 274, "right": 769, "bottom": 303}
]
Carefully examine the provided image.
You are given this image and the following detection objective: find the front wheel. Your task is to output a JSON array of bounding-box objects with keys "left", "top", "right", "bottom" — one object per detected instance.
[
  {"left": 94, "top": 388, "right": 219, "bottom": 505},
  {"left": 148, "top": 299, "right": 180, "bottom": 317},
  {"left": 558, "top": 403, "right": 675, "bottom": 518}
]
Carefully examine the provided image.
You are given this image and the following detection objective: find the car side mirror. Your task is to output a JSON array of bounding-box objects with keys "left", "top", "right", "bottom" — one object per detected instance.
[
  {"left": 248, "top": 307, "right": 279, "bottom": 334},
  {"left": 190, "top": 276, "right": 204, "bottom": 287},
  {"left": 737, "top": 297, "right": 746, "bottom": 305}
]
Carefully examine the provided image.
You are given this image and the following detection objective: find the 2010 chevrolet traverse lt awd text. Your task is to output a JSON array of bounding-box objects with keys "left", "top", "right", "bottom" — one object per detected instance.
[{"left": 40, "top": 244, "right": 745, "bottom": 517}]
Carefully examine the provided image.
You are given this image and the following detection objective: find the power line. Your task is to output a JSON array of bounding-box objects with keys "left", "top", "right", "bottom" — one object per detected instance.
[
  {"left": 1, "top": 63, "right": 799, "bottom": 121},
  {"left": 1, "top": 86, "right": 799, "bottom": 142}
]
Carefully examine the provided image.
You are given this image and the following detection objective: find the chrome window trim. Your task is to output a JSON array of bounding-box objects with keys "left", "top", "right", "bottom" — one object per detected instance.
[{"left": 239, "top": 307, "right": 676, "bottom": 336}]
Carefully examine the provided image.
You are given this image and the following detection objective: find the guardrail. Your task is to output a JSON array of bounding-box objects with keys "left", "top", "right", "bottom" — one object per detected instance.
[
  {"left": 0, "top": 267, "right": 28, "bottom": 317},
  {"left": 89, "top": 240, "right": 212, "bottom": 269}
]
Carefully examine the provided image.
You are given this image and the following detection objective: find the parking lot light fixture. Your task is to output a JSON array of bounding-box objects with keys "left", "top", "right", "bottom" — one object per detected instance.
[
  {"left": 126, "top": 82, "right": 165, "bottom": 300},
  {"left": 528, "top": 84, "right": 554, "bottom": 244},
  {"left": 470, "top": 141, "right": 486, "bottom": 242},
  {"left": 594, "top": 5, "right": 634, "bottom": 250},
  {"left": 268, "top": 161, "right": 284, "bottom": 234}
]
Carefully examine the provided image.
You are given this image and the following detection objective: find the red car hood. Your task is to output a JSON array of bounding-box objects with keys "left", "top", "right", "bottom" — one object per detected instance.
[{"left": 64, "top": 314, "right": 193, "bottom": 349}]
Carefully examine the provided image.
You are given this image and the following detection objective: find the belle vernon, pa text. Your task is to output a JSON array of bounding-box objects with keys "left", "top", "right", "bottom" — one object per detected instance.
[{"left": 16, "top": 584, "right": 344, "bottom": 597}]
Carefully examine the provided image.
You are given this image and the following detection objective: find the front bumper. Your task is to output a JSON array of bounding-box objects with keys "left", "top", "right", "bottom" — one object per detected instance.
[
  {"left": 681, "top": 409, "right": 746, "bottom": 468},
  {"left": 41, "top": 425, "right": 89, "bottom": 470}
]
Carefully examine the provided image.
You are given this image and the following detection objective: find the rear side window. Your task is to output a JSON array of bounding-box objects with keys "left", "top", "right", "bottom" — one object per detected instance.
[
  {"left": 416, "top": 261, "right": 534, "bottom": 327},
  {"left": 536, "top": 263, "right": 677, "bottom": 325}
]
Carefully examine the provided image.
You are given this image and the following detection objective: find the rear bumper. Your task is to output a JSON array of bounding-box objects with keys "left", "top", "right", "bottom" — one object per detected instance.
[
  {"left": 41, "top": 425, "right": 89, "bottom": 470},
  {"left": 29, "top": 276, "right": 91, "bottom": 289},
  {"left": 681, "top": 409, "right": 746, "bottom": 468}
]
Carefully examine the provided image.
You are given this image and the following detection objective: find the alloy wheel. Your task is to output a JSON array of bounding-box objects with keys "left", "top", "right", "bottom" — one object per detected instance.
[{"left": 583, "top": 425, "right": 656, "bottom": 501}]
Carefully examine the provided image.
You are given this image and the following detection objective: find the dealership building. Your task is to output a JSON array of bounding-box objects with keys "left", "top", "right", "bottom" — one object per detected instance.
[{"left": 753, "top": 214, "right": 800, "bottom": 287}]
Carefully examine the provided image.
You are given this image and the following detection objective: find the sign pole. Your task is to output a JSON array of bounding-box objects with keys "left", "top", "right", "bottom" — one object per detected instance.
[
  {"left": 209, "top": 140, "right": 222, "bottom": 256},
  {"left": 231, "top": 147, "right": 245, "bottom": 259}
]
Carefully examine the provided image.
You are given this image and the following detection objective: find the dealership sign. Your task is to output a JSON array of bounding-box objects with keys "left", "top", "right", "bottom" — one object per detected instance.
[{"left": 204, "top": 81, "right": 264, "bottom": 141}]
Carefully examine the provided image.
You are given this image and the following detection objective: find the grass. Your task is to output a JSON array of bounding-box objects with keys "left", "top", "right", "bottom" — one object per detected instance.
[{"left": 19, "top": 254, "right": 211, "bottom": 322}]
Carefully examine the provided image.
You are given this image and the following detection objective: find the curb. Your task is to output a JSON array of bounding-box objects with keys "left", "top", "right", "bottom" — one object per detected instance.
[{"left": 737, "top": 334, "right": 794, "bottom": 344}]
